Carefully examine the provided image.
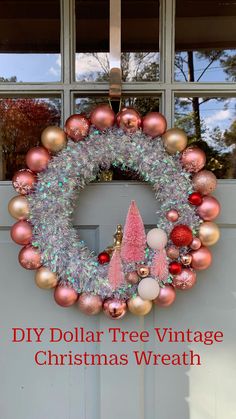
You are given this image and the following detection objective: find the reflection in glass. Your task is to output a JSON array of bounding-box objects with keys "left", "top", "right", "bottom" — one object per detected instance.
[
  {"left": 175, "top": 97, "right": 236, "bottom": 178},
  {"left": 175, "top": 1, "right": 236, "bottom": 82},
  {"left": 76, "top": 1, "right": 160, "bottom": 82},
  {"left": 0, "top": 98, "right": 61, "bottom": 180},
  {"left": 0, "top": 0, "right": 61, "bottom": 82}
]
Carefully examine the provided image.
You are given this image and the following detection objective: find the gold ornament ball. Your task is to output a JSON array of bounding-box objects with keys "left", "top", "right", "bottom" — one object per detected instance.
[
  {"left": 181, "top": 254, "right": 193, "bottom": 266},
  {"left": 137, "top": 265, "right": 150, "bottom": 278},
  {"left": 41, "top": 126, "right": 67, "bottom": 152},
  {"left": 199, "top": 222, "right": 220, "bottom": 246},
  {"left": 8, "top": 195, "right": 29, "bottom": 220},
  {"left": 35, "top": 267, "right": 58, "bottom": 289},
  {"left": 162, "top": 128, "right": 188, "bottom": 154},
  {"left": 128, "top": 296, "right": 152, "bottom": 316}
]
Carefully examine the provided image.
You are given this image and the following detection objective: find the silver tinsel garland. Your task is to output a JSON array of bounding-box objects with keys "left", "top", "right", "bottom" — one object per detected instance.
[{"left": 27, "top": 128, "right": 200, "bottom": 299}]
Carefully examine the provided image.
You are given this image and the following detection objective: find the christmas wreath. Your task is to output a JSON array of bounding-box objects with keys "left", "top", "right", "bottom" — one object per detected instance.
[{"left": 9, "top": 105, "right": 220, "bottom": 319}]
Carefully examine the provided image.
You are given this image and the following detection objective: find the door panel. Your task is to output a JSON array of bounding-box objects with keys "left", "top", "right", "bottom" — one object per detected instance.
[{"left": 0, "top": 181, "right": 235, "bottom": 419}]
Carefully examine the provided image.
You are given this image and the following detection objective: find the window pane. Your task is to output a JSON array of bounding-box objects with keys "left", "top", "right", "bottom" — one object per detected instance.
[
  {"left": 175, "top": 0, "right": 236, "bottom": 82},
  {"left": 75, "top": 96, "right": 160, "bottom": 180},
  {"left": 0, "top": 1, "right": 61, "bottom": 82},
  {"left": 0, "top": 98, "right": 61, "bottom": 180},
  {"left": 175, "top": 96, "right": 236, "bottom": 178}
]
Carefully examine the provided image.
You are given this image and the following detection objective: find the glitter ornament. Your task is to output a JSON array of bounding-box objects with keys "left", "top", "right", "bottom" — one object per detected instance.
[
  {"left": 181, "top": 146, "right": 206, "bottom": 173},
  {"left": 98, "top": 252, "right": 110, "bottom": 264},
  {"left": 77, "top": 293, "right": 103, "bottom": 315},
  {"left": 172, "top": 268, "right": 196, "bottom": 290},
  {"left": 170, "top": 225, "right": 193, "bottom": 247},
  {"left": 169, "top": 261, "right": 182, "bottom": 275},
  {"left": 154, "top": 285, "right": 176, "bottom": 307},
  {"left": 12, "top": 169, "right": 36, "bottom": 195},
  {"left": 64, "top": 114, "right": 90, "bottom": 141},
  {"left": 142, "top": 112, "right": 167, "bottom": 138},
  {"left": 188, "top": 192, "right": 202, "bottom": 206},
  {"left": 18, "top": 245, "right": 41, "bottom": 270},
  {"left": 192, "top": 170, "right": 217, "bottom": 195}
]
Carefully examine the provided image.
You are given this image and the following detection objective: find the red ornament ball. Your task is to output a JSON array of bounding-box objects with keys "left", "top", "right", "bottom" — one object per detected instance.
[
  {"left": 98, "top": 251, "right": 110, "bottom": 264},
  {"left": 169, "top": 261, "right": 182, "bottom": 275},
  {"left": 170, "top": 225, "right": 193, "bottom": 247},
  {"left": 188, "top": 192, "right": 203, "bottom": 206}
]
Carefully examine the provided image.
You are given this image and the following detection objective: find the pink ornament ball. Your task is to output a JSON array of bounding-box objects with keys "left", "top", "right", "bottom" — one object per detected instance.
[
  {"left": 190, "top": 237, "right": 202, "bottom": 250},
  {"left": 103, "top": 299, "right": 127, "bottom": 319},
  {"left": 192, "top": 170, "right": 217, "bottom": 195},
  {"left": 64, "top": 114, "right": 90, "bottom": 141},
  {"left": 54, "top": 286, "right": 78, "bottom": 307},
  {"left": 154, "top": 285, "right": 176, "bottom": 307},
  {"left": 172, "top": 268, "right": 197, "bottom": 290},
  {"left": 197, "top": 196, "right": 221, "bottom": 221},
  {"left": 90, "top": 104, "right": 115, "bottom": 131},
  {"left": 10, "top": 220, "right": 32, "bottom": 245},
  {"left": 166, "top": 209, "right": 179, "bottom": 222},
  {"left": 116, "top": 107, "right": 142, "bottom": 133},
  {"left": 26, "top": 147, "right": 50, "bottom": 173},
  {"left": 18, "top": 245, "right": 41, "bottom": 270},
  {"left": 77, "top": 293, "right": 103, "bottom": 315},
  {"left": 12, "top": 169, "right": 37, "bottom": 195},
  {"left": 181, "top": 146, "right": 206, "bottom": 173},
  {"left": 190, "top": 246, "right": 212, "bottom": 270},
  {"left": 142, "top": 112, "right": 167, "bottom": 138}
]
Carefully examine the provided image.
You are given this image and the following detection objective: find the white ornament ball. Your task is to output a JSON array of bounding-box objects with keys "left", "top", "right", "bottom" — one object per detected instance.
[
  {"left": 138, "top": 277, "right": 160, "bottom": 300},
  {"left": 146, "top": 228, "right": 168, "bottom": 250}
]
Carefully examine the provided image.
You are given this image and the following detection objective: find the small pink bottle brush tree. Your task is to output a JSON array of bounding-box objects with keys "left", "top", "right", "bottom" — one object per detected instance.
[{"left": 121, "top": 200, "right": 146, "bottom": 263}]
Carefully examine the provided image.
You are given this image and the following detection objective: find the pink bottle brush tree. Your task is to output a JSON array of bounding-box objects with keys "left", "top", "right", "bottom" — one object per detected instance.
[
  {"left": 121, "top": 200, "right": 146, "bottom": 263},
  {"left": 151, "top": 249, "right": 169, "bottom": 282},
  {"left": 108, "top": 249, "right": 124, "bottom": 290}
]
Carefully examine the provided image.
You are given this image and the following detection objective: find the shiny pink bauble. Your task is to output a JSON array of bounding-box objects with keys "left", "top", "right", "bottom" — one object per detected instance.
[
  {"left": 77, "top": 293, "right": 103, "bottom": 315},
  {"left": 190, "top": 237, "right": 202, "bottom": 250},
  {"left": 197, "top": 196, "right": 221, "bottom": 221},
  {"left": 54, "top": 286, "right": 78, "bottom": 307},
  {"left": 26, "top": 147, "right": 50, "bottom": 173},
  {"left": 154, "top": 285, "right": 176, "bottom": 307},
  {"left": 166, "top": 246, "right": 180, "bottom": 259},
  {"left": 142, "top": 112, "right": 167, "bottom": 138},
  {"left": 103, "top": 299, "right": 127, "bottom": 319},
  {"left": 191, "top": 246, "right": 212, "bottom": 270},
  {"left": 12, "top": 169, "right": 37, "bottom": 195},
  {"left": 64, "top": 114, "right": 90, "bottom": 141},
  {"left": 166, "top": 209, "right": 179, "bottom": 222},
  {"left": 90, "top": 104, "right": 115, "bottom": 131},
  {"left": 10, "top": 221, "right": 32, "bottom": 245},
  {"left": 192, "top": 170, "right": 217, "bottom": 195},
  {"left": 116, "top": 107, "right": 142, "bottom": 133},
  {"left": 172, "top": 268, "right": 197, "bottom": 290},
  {"left": 18, "top": 245, "right": 41, "bottom": 270},
  {"left": 181, "top": 147, "right": 206, "bottom": 173}
]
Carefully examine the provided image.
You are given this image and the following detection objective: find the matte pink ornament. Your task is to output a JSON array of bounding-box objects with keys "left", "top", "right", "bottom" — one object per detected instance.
[
  {"left": 151, "top": 249, "right": 169, "bottom": 281},
  {"left": 197, "top": 196, "right": 221, "bottom": 221},
  {"left": 108, "top": 249, "right": 124, "bottom": 290},
  {"left": 142, "top": 112, "right": 167, "bottom": 138},
  {"left": 77, "top": 293, "right": 103, "bottom": 315},
  {"left": 26, "top": 147, "right": 50, "bottom": 173},
  {"left": 12, "top": 169, "right": 37, "bottom": 195},
  {"left": 181, "top": 147, "right": 206, "bottom": 173},
  {"left": 121, "top": 201, "right": 146, "bottom": 263},
  {"left": 190, "top": 246, "right": 212, "bottom": 270},
  {"left": 166, "top": 209, "right": 179, "bottom": 222},
  {"left": 116, "top": 108, "right": 142, "bottom": 133},
  {"left": 64, "top": 114, "right": 90, "bottom": 141},
  {"left": 18, "top": 245, "right": 41, "bottom": 270},
  {"left": 172, "top": 268, "right": 197, "bottom": 290},
  {"left": 90, "top": 104, "right": 115, "bottom": 131},
  {"left": 154, "top": 285, "right": 176, "bottom": 307},
  {"left": 125, "top": 271, "right": 139, "bottom": 284},
  {"left": 103, "top": 299, "right": 127, "bottom": 319},
  {"left": 10, "top": 220, "right": 32, "bottom": 245},
  {"left": 190, "top": 237, "right": 202, "bottom": 250},
  {"left": 54, "top": 286, "right": 78, "bottom": 307}
]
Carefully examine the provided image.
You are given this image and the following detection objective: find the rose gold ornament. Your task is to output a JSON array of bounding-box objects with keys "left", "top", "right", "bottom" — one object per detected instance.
[
  {"left": 181, "top": 254, "right": 192, "bottom": 266},
  {"left": 26, "top": 147, "right": 50, "bottom": 173},
  {"left": 41, "top": 126, "right": 67, "bottom": 152},
  {"left": 191, "top": 246, "right": 212, "bottom": 270},
  {"left": 90, "top": 104, "right": 115, "bottom": 131},
  {"left": 116, "top": 107, "right": 142, "bottom": 133},
  {"left": 181, "top": 146, "right": 206, "bottom": 173},
  {"left": 77, "top": 293, "right": 103, "bottom": 315},
  {"left": 18, "top": 245, "right": 41, "bottom": 270},
  {"left": 125, "top": 271, "right": 139, "bottom": 284},
  {"left": 190, "top": 237, "right": 202, "bottom": 250},
  {"left": 127, "top": 296, "right": 152, "bottom": 315},
  {"left": 64, "top": 114, "right": 90, "bottom": 141},
  {"left": 166, "top": 209, "right": 179, "bottom": 222},
  {"left": 199, "top": 221, "right": 220, "bottom": 246},
  {"left": 162, "top": 128, "right": 188, "bottom": 154},
  {"left": 8, "top": 195, "right": 29, "bottom": 220},
  {"left": 35, "top": 267, "right": 58, "bottom": 289},
  {"left": 142, "top": 112, "right": 167, "bottom": 138},
  {"left": 103, "top": 299, "right": 127, "bottom": 319},
  {"left": 154, "top": 285, "right": 176, "bottom": 307},
  {"left": 54, "top": 286, "right": 78, "bottom": 307},
  {"left": 197, "top": 196, "right": 221, "bottom": 221},
  {"left": 10, "top": 220, "right": 32, "bottom": 245},
  {"left": 12, "top": 169, "right": 36, "bottom": 195},
  {"left": 172, "top": 268, "right": 197, "bottom": 290},
  {"left": 137, "top": 265, "right": 150, "bottom": 278},
  {"left": 192, "top": 170, "right": 217, "bottom": 195},
  {"left": 166, "top": 246, "right": 180, "bottom": 259}
]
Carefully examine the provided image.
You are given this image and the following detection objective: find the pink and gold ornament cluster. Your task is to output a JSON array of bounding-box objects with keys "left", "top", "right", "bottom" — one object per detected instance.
[{"left": 9, "top": 104, "right": 220, "bottom": 319}]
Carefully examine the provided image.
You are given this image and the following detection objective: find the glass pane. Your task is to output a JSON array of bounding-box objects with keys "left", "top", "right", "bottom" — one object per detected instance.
[
  {"left": 75, "top": 96, "right": 160, "bottom": 180},
  {"left": 0, "top": 0, "right": 61, "bottom": 82},
  {"left": 175, "top": 0, "right": 236, "bottom": 82},
  {"left": 75, "top": 0, "right": 160, "bottom": 82},
  {"left": 175, "top": 96, "right": 236, "bottom": 178},
  {"left": 0, "top": 97, "right": 61, "bottom": 180}
]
